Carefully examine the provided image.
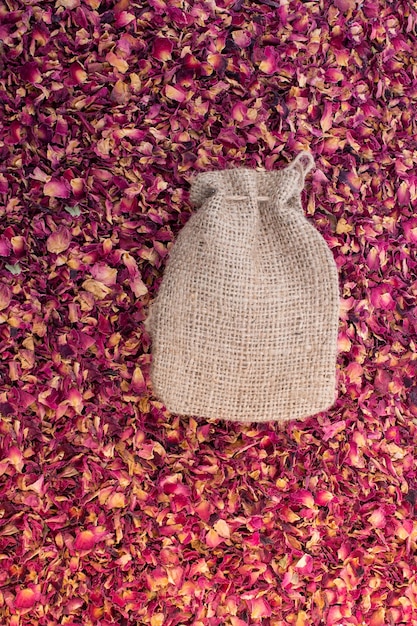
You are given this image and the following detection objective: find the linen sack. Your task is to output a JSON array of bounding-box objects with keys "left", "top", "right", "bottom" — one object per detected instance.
[{"left": 147, "top": 152, "right": 340, "bottom": 423}]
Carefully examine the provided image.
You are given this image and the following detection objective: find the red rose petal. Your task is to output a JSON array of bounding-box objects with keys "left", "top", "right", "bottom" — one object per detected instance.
[
  {"left": 153, "top": 38, "right": 174, "bottom": 61},
  {"left": 74, "top": 530, "right": 96, "bottom": 551},
  {"left": 20, "top": 62, "right": 42, "bottom": 84},
  {"left": 14, "top": 588, "right": 37, "bottom": 609},
  {"left": 0, "top": 284, "right": 12, "bottom": 310}
]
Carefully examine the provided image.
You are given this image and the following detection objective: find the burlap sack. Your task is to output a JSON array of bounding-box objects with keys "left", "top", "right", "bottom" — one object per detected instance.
[{"left": 147, "top": 152, "right": 340, "bottom": 423}]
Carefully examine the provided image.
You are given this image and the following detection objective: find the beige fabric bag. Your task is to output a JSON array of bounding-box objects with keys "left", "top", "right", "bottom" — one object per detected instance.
[{"left": 147, "top": 152, "right": 339, "bottom": 423}]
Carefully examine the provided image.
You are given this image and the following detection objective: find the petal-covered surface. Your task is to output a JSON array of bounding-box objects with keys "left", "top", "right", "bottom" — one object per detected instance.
[{"left": 1, "top": 0, "right": 417, "bottom": 625}]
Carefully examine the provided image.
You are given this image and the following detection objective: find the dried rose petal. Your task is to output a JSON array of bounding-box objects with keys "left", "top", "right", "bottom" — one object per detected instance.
[
  {"left": 11, "top": 235, "right": 25, "bottom": 257},
  {"left": 403, "top": 217, "right": 417, "bottom": 243},
  {"left": 165, "top": 84, "right": 186, "bottom": 102},
  {"left": 315, "top": 490, "right": 334, "bottom": 506},
  {"left": 20, "top": 62, "right": 42, "bottom": 84},
  {"left": 106, "top": 51, "right": 129, "bottom": 74},
  {"left": 91, "top": 263, "right": 118, "bottom": 286},
  {"left": 7, "top": 447, "right": 25, "bottom": 472},
  {"left": 81, "top": 279, "right": 112, "bottom": 299},
  {"left": 368, "top": 508, "right": 386, "bottom": 529},
  {"left": 231, "top": 102, "right": 248, "bottom": 122},
  {"left": 232, "top": 30, "right": 252, "bottom": 48},
  {"left": 370, "top": 285, "right": 396, "bottom": 310},
  {"left": 259, "top": 46, "right": 278, "bottom": 74},
  {"left": 46, "top": 227, "right": 72, "bottom": 254},
  {"left": 249, "top": 597, "right": 272, "bottom": 619},
  {"left": 0, "top": 236, "right": 12, "bottom": 256},
  {"left": 107, "top": 492, "right": 126, "bottom": 508},
  {"left": 334, "top": 0, "right": 356, "bottom": 11},
  {"left": 0, "top": 283, "right": 12, "bottom": 310},
  {"left": 292, "top": 490, "right": 315, "bottom": 508},
  {"left": 213, "top": 519, "right": 230, "bottom": 539},
  {"left": 131, "top": 366, "right": 146, "bottom": 393},
  {"left": 369, "top": 608, "right": 386, "bottom": 626},
  {"left": 69, "top": 62, "right": 87, "bottom": 84},
  {"left": 43, "top": 179, "right": 71, "bottom": 198},
  {"left": 152, "top": 37, "right": 174, "bottom": 61},
  {"left": 74, "top": 530, "right": 96, "bottom": 551},
  {"left": 14, "top": 587, "right": 39, "bottom": 609}
]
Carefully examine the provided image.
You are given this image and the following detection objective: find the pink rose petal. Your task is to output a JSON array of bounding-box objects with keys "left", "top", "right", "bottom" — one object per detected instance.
[
  {"left": 368, "top": 508, "right": 386, "bottom": 529},
  {"left": 295, "top": 553, "right": 313, "bottom": 574},
  {"left": 0, "top": 236, "right": 11, "bottom": 256},
  {"left": 370, "top": 286, "right": 395, "bottom": 310},
  {"left": 46, "top": 227, "right": 72, "bottom": 254},
  {"left": 0, "top": 284, "right": 12, "bottom": 310},
  {"left": 292, "top": 490, "right": 315, "bottom": 508},
  {"left": 74, "top": 530, "right": 96, "bottom": 551},
  {"left": 232, "top": 30, "right": 252, "bottom": 48},
  {"left": 14, "top": 587, "right": 39, "bottom": 609},
  {"left": 249, "top": 597, "right": 272, "bottom": 619},
  {"left": 91, "top": 263, "right": 118, "bottom": 286},
  {"left": 7, "top": 446, "right": 25, "bottom": 472},
  {"left": 259, "top": 46, "right": 278, "bottom": 74},
  {"left": 165, "top": 84, "right": 186, "bottom": 102},
  {"left": 43, "top": 179, "right": 71, "bottom": 198},
  {"left": 403, "top": 217, "right": 417, "bottom": 243}
]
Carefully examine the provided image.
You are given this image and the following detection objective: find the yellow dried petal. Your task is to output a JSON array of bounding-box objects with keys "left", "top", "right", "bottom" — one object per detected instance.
[
  {"left": 336, "top": 218, "right": 353, "bottom": 234},
  {"left": 213, "top": 519, "right": 230, "bottom": 539},
  {"left": 107, "top": 492, "right": 126, "bottom": 508},
  {"left": 106, "top": 51, "right": 129, "bottom": 73},
  {"left": 82, "top": 279, "right": 112, "bottom": 299}
]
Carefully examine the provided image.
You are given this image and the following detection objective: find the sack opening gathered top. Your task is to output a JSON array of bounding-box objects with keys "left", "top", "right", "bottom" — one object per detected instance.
[{"left": 147, "top": 152, "right": 340, "bottom": 423}]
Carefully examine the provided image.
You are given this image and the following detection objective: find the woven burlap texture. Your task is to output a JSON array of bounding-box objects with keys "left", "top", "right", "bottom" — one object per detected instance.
[{"left": 147, "top": 152, "right": 340, "bottom": 423}]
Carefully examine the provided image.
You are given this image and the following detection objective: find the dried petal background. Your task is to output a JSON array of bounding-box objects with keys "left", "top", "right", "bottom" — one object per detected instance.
[{"left": 0, "top": 0, "right": 417, "bottom": 624}]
